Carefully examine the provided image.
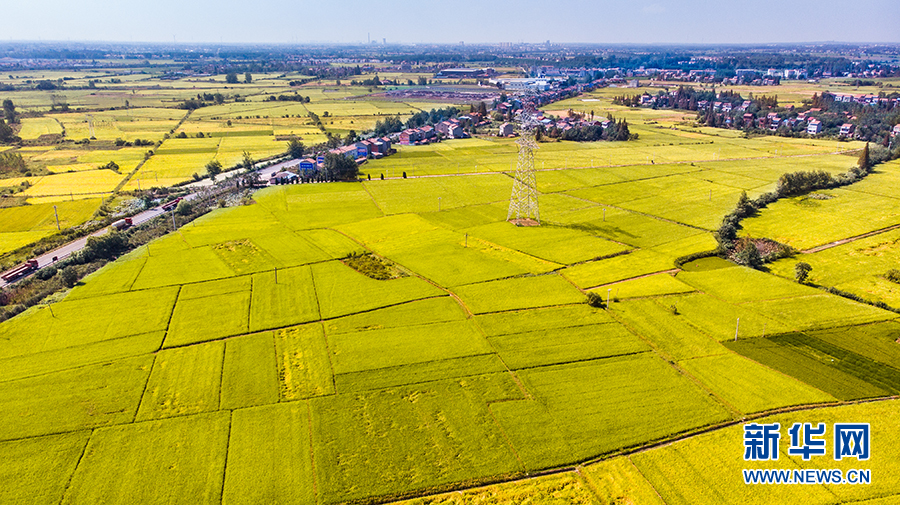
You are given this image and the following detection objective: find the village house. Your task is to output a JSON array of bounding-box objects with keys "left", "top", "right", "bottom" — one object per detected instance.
[
  {"left": 840, "top": 123, "right": 856, "bottom": 137},
  {"left": 499, "top": 123, "right": 515, "bottom": 137},
  {"left": 807, "top": 119, "right": 822, "bottom": 135}
]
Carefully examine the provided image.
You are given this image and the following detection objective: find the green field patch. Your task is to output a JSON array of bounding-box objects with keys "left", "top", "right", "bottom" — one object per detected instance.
[
  {"left": 808, "top": 321, "right": 900, "bottom": 370},
  {"left": 561, "top": 249, "right": 675, "bottom": 289},
  {"left": 311, "top": 260, "right": 444, "bottom": 319},
  {"left": 210, "top": 239, "right": 277, "bottom": 274},
  {"left": 310, "top": 373, "right": 524, "bottom": 504},
  {"left": 554, "top": 207, "right": 709, "bottom": 249},
  {"left": 22, "top": 170, "right": 125, "bottom": 198},
  {"left": 251, "top": 230, "right": 334, "bottom": 267},
  {"left": 742, "top": 187, "right": 900, "bottom": 250},
  {"left": 165, "top": 289, "right": 250, "bottom": 347},
  {"left": 675, "top": 265, "right": 820, "bottom": 303},
  {"left": 420, "top": 203, "right": 507, "bottom": 230},
  {"left": 362, "top": 174, "right": 511, "bottom": 215},
  {"left": 256, "top": 183, "right": 384, "bottom": 229},
  {"left": 649, "top": 232, "right": 719, "bottom": 259},
  {"left": 474, "top": 303, "right": 615, "bottom": 337},
  {"left": 301, "top": 228, "right": 361, "bottom": 257},
  {"left": 136, "top": 341, "right": 224, "bottom": 421},
  {"left": 131, "top": 243, "right": 237, "bottom": 290},
  {"left": 679, "top": 353, "right": 835, "bottom": 414},
  {"left": 746, "top": 294, "right": 897, "bottom": 332},
  {"left": 495, "top": 354, "right": 730, "bottom": 466},
  {"left": 222, "top": 403, "right": 315, "bottom": 505},
  {"left": 220, "top": 333, "right": 279, "bottom": 410},
  {"left": 463, "top": 221, "right": 630, "bottom": 265},
  {"left": 766, "top": 227, "right": 900, "bottom": 308},
  {"left": 666, "top": 292, "right": 793, "bottom": 341},
  {"left": 179, "top": 274, "right": 251, "bottom": 300},
  {"left": 330, "top": 320, "right": 493, "bottom": 375},
  {"left": 0, "top": 431, "right": 91, "bottom": 505},
  {"left": 679, "top": 256, "right": 733, "bottom": 272},
  {"left": 335, "top": 354, "right": 508, "bottom": 393},
  {"left": 611, "top": 298, "right": 727, "bottom": 360},
  {"left": 17, "top": 117, "right": 63, "bottom": 139},
  {"left": 0, "top": 198, "right": 101, "bottom": 233},
  {"left": 488, "top": 322, "right": 648, "bottom": 369},
  {"left": 0, "top": 355, "right": 153, "bottom": 440},
  {"left": 726, "top": 333, "right": 894, "bottom": 400},
  {"left": 335, "top": 213, "right": 441, "bottom": 245},
  {"left": 249, "top": 266, "right": 319, "bottom": 333},
  {"left": 0, "top": 331, "right": 164, "bottom": 383},
  {"left": 61, "top": 412, "right": 230, "bottom": 505},
  {"left": 0, "top": 286, "right": 178, "bottom": 358},
  {"left": 0, "top": 230, "right": 50, "bottom": 255},
  {"left": 590, "top": 272, "right": 696, "bottom": 299},
  {"left": 175, "top": 205, "right": 285, "bottom": 247},
  {"left": 275, "top": 324, "right": 334, "bottom": 400},
  {"left": 324, "top": 296, "right": 465, "bottom": 335},
  {"left": 453, "top": 274, "right": 585, "bottom": 314},
  {"left": 384, "top": 238, "right": 547, "bottom": 287},
  {"left": 64, "top": 252, "right": 147, "bottom": 300}
]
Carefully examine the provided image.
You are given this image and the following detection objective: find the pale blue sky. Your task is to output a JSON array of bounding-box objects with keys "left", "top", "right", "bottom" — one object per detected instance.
[{"left": 5, "top": 0, "right": 899, "bottom": 45}]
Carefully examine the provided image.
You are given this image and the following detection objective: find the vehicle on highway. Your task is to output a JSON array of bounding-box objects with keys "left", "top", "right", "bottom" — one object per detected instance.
[
  {"left": 1, "top": 259, "right": 39, "bottom": 282},
  {"left": 111, "top": 217, "right": 134, "bottom": 231}
]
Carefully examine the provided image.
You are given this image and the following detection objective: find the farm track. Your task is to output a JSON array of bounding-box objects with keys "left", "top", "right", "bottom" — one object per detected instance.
[
  {"left": 583, "top": 268, "right": 682, "bottom": 292},
  {"left": 801, "top": 222, "right": 900, "bottom": 254}
]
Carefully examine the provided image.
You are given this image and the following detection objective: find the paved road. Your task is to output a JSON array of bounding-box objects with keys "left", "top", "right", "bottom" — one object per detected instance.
[
  {"left": 0, "top": 198, "right": 183, "bottom": 289},
  {"left": 0, "top": 161, "right": 294, "bottom": 289}
]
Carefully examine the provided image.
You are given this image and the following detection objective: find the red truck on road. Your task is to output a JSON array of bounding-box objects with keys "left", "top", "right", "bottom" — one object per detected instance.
[
  {"left": 1, "top": 259, "right": 39, "bottom": 282},
  {"left": 111, "top": 217, "right": 133, "bottom": 231},
  {"left": 160, "top": 197, "right": 183, "bottom": 211}
]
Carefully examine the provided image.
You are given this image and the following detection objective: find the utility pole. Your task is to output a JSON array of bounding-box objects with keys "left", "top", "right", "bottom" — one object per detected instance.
[
  {"left": 734, "top": 318, "right": 740, "bottom": 341},
  {"left": 53, "top": 205, "right": 60, "bottom": 230}
]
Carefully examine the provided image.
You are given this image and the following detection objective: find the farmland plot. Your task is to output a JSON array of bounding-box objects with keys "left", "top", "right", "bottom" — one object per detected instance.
[
  {"left": 136, "top": 341, "right": 224, "bottom": 421},
  {"left": 61, "top": 412, "right": 230, "bottom": 505}
]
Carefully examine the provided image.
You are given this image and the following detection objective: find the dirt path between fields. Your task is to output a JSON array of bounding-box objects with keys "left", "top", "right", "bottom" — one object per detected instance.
[{"left": 802, "top": 223, "right": 900, "bottom": 254}]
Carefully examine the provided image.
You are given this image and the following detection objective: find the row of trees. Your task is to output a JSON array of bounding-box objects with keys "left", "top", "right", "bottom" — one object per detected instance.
[
  {"left": 225, "top": 72, "right": 252, "bottom": 84},
  {"left": 547, "top": 118, "right": 634, "bottom": 142}
]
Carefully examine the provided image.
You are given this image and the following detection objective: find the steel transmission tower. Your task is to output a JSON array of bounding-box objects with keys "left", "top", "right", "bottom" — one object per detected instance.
[{"left": 507, "top": 108, "right": 541, "bottom": 225}]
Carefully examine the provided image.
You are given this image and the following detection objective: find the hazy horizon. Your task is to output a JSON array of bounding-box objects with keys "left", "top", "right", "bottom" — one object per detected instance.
[{"left": 4, "top": 0, "right": 899, "bottom": 46}]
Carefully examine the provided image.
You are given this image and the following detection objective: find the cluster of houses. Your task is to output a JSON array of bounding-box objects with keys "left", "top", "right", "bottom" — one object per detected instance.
[
  {"left": 396, "top": 114, "right": 492, "bottom": 145},
  {"left": 269, "top": 137, "right": 395, "bottom": 183},
  {"left": 829, "top": 93, "right": 899, "bottom": 107}
]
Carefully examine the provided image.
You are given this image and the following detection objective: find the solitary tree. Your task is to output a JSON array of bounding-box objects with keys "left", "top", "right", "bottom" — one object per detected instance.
[
  {"left": 244, "top": 72, "right": 252, "bottom": 84},
  {"left": 858, "top": 142, "right": 870, "bottom": 171},
  {"left": 795, "top": 262, "right": 812, "bottom": 283},
  {"left": 225, "top": 72, "right": 239, "bottom": 84},
  {"left": 60, "top": 266, "right": 79, "bottom": 288},
  {"left": 0, "top": 119, "right": 18, "bottom": 143},
  {"left": 242, "top": 150, "right": 254, "bottom": 170},
  {"left": 206, "top": 160, "right": 223, "bottom": 180},
  {"left": 286, "top": 138, "right": 305, "bottom": 159},
  {"left": 2, "top": 99, "right": 16, "bottom": 123},
  {"left": 323, "top": 152, "right": 358, "bottom": 181}
]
